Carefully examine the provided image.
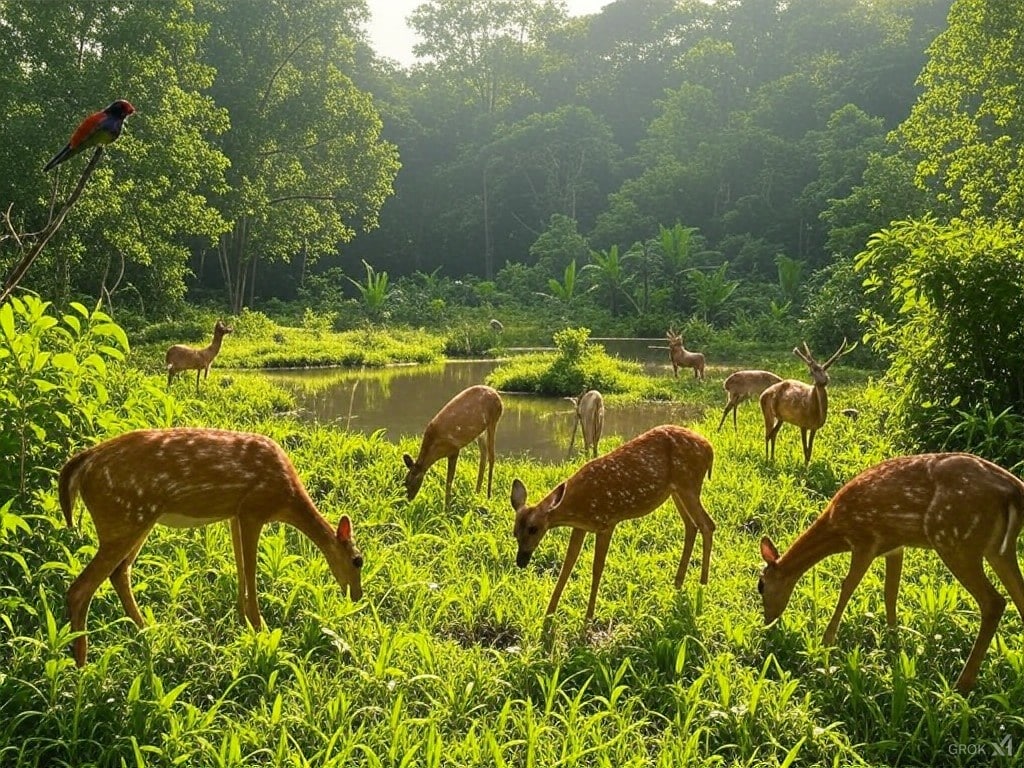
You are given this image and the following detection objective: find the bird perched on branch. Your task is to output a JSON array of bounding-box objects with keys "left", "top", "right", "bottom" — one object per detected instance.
[{"left": 44, "top": 99, "right": 136, "bottom": 172}]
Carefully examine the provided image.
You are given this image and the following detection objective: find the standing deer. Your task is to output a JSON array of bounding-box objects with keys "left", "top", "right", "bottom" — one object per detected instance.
[
  {"left": 403, "top": 384, "right": 503, "bottom": 509},
  {"left": 759, "top": 339, "right": 849, "bottom": 465},
  {"left": 566, "top": 389, "right": 604, "bottom": 459},
  {"left": 166, "top": 319, "right": 233, "bottom": 394},
  {"left": 759, "top": 452, "right": 1024, "bottom": 693},
  {"left": 666, "top": 330, "right": 705, "bottom": 381},
  {"left": 59, "top": 428, "right": 363, "bottom": 667},
  {"left": 717, "top": 370, "right": 783, "bottom": 432},
  {"left": 511, "top": 424, "right": 715, "bottom": 622}
]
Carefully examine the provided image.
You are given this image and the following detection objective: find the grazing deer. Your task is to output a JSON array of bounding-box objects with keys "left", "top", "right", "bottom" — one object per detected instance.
[
  {"left": 166, "top": 319, "right": 233, "bottom": 394},
  {"left": 759, "top": 339, "right": 849, "bottom": 465},
  {"left": 717, "top": 370, "right": 783, "bottom": 432},
  {"left": 759, "top": 452, "right": 1024, "bottom": 693},
  {"left": 566, "top": 389, "right": 604, "bottom": 459},
  {"left": 666, "top": 330, "right": 705, "bottom": 381},
  {"left": 403, "top": 384, "right": 503, "bottom": 509},
  {"left": 511, "top": 424, "right": 715, "bottom": 622},
  {"left": 59, "top": 428, "right": 363, "bottom": 667}
]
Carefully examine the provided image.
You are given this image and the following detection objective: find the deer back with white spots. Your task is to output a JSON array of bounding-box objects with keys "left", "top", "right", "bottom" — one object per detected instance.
[
  {"left": 666, "top": 329, "right": 706, "bottom": 381},
  {"left": 511, "top": 424, "right": 715, "bottom": 623},
  {"left": 758, "top": 452, "right": 1024, "bottom": 693},
  {"left": 759, "top": 338, "right": 849, "bottom": 465},
  {"left": 402, "top": 384, "right": 503, "bottom": 509},
  {"left": 59, "top": 427, "right": 363, "bottom": 667}
]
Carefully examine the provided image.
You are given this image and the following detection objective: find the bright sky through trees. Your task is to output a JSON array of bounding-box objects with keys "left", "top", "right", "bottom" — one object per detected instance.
[{"left": 365, "top": 0, "right": 610, "bottom": 66}]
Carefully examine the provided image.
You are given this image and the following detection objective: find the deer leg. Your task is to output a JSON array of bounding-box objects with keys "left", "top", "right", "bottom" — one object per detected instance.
[
  {"left": 987, "top": 549, "right": 1024, "bottom": 622},
  {"left": 109, "top": 535, "right": 151, "bottom": 629},
  {"left": 194, "top": 369, "right": 201, "bottom": 395},
  {"left": 884, "top": 549, "right": 904, "bottom": 629},
  {"left": 675, "top": 518, "right": 697, "bottom": 589},
  {"left": 485, "top": 424, "right": 498, "bottom": 498},
  {"left": 230, "top": 517, "right": 247, "bottom": 621},
  {"left": 586, "top": 531, "right": 613, "bottom": 622},
  {"left": 823, "top": 547, "right": 875, "bottom": 645},
  {"left": 445, "top": 453, "right": 459, "bottom": 509},
  {"left": 733, "top": 401, "right": 739, "bottom": 431},
  {"left": 766, "top": 421, "right": 783, "bottom": 461},
  {"left": 937, "top": 550, "right": 1006, "bottom": 693},
  {"left": 566, "top": 417, "right": 579, "bottom": 459},
  {"left": 474, "top": 435, "right": 487, "bottom": 494},
  {"left": 717, "top": 403, "right": 732, "bottom": 432},
  {"left": 803, "top": 429, "right": 817, "bottom": 466},
  {"left": 674, "top": 491, "right": 715, "bottom": 585},
  {"left": 547, "top": 528, "right": 586, "bottom": 617},
  {"left": 235, "top": 518, "right": 265, "bottom": 630},
  {"left": 166, "top": 368, "right": 174, "bottom": 387},
  {"left": 68, "top": 536, "right": 143, "bottom": 667}
]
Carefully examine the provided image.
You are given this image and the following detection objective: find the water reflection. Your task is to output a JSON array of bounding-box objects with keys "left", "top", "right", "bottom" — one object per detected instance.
[{"left": 263, "top": 340, "right": 699, "bottom": 463}]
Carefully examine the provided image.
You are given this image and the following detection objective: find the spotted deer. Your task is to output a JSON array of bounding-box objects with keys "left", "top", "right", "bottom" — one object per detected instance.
[
  {"left": 666, "top": 330, "right": 705, "bottom": 381},
  {"left": 59, "top": 428, "right": 363, "bottom": 667},
  {"left": 511, "top": 424, "right": 715, "bottom": 622},
  {"left": 759, "top": 452, "right": 1024, "bottom": 693},
  {"left": 566, "top": 389, "right": 604, "bottom": 459},
  {"left": 717, "top": 370, "right": 783, "bottom": 432},
  {"left": 403, "top": 384, "right": 503, "bottom": 509},
  {"left": 165, "top": 319, "right": 233, "bottom": 394},
  {"left": 759, "top": 339, "right": 849, "bottom": 465}
]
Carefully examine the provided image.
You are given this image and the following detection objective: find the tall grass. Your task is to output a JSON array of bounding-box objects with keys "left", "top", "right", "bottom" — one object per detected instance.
[{"left": 2, "top": 363, "right": 1023, "bottom": 767}]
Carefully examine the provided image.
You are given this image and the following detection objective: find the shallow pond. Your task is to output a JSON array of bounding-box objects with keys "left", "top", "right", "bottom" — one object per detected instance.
[{"left": 262, "top": 338, "right": 704, "bottom": 463}]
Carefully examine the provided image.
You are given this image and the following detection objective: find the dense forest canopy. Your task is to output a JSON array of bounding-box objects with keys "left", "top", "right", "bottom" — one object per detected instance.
[{"left": 1, "top": 0, "right": 952, "bottom": 315}]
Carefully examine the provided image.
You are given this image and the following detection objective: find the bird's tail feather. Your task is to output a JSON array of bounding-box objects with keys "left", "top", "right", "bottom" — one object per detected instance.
[{"left": 43, "top": 143, "right": 72, "bottom": 172}]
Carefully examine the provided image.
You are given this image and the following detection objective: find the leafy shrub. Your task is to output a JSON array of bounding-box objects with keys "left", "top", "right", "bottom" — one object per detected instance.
[
  {"left": 0, "top": 296, "right": 177, "bottom": 497},
  {"left": 857, "top": 216, "right": 1024, "bottom": 465}
]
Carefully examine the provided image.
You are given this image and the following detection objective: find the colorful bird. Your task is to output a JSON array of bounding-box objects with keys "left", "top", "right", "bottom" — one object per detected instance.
[{"left": 43, "top": 99, "right": 136, "bottom": 172}]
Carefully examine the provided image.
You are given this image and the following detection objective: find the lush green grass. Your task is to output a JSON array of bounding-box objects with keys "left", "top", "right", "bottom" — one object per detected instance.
[
  {"left": 131, "top": 312, "right": 446, "bottom": 374},
  {"left": 2, "top": 362, "right": 1024, "bottom": 767}
]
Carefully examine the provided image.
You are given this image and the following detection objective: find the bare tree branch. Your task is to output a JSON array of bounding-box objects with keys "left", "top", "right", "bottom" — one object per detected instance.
[{"left": 1, "top": 147, "right": 106, "bottom": 305}]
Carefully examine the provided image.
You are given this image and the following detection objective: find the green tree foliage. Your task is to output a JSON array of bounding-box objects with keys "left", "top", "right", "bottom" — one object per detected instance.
[
  {"left": 198, "top": 0, "right": 400, "bottom": 313},
  {"left": 857, "top": 217, "right": 1024, "bottom": 466},
  {"left": 897, "top": 0, "right": 1024, "bottom": 220},
  {"left": 0, "top": 0, "right": 230, "bottom": 314}
]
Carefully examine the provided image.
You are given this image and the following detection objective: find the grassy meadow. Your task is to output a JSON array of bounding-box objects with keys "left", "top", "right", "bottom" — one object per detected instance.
[{"left": 3, "top": 343, "right": 1024, "bottom": 767}]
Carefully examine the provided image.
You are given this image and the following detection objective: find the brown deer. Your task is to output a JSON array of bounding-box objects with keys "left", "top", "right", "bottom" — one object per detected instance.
[
  {"left": 717, "top": 370, "right": 783, "bottom": 432},
  {"left": 759, "top": 452, "right": 1024, "bottom": 693},
  {"left": 59, "top": 428, "right": 363, "bottom": 667},
  {"left": 166, "top": 319, "right": 233, "bottom": 394},
  {"left": 666, "top": 330, "right": 705, "bottom": 381},
  {"left": 403, "top": 384, "right": 503, "bottom": 509},
  {"left": 566, "top": 389, "right": 604, "bottom": 459},
  {"left": 511, "top": 424, "right": 715, "bottom": 622},
  {"left": 759, "top": 339, "right": 849, "bottom": 465}
]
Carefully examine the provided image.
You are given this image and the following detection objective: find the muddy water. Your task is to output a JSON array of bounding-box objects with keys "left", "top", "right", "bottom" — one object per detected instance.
[{"left": 261, "top": 339, "right": 697, "bottom": 463}]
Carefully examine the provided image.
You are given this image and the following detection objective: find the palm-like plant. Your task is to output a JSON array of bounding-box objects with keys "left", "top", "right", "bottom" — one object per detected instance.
[
  {"left": 345, "top": 260, "right": 394, "bottom": 318},
  {"left": 544, "top": 260, "right": 581, "bottom": 304},
  {"left": 582, "top": 245, "right": 639, "bottom": 315},
  {"left": 689, "top": 263, "right": 739, "bottom": 324}
]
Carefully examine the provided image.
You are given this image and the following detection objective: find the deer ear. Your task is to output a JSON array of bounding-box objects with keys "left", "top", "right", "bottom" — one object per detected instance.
[
  {"left": 760, "top": 536, "right": 780, "bottom": 564},
  {"left": 337, "top": 515, "right": 353, "bottom": 542},
  {"left": 549, "top": 482, "right": 567, "bottom": 509},
  {"left": 511, "top": 478, "right": 528, "bottom": 510},
  {"left": 403, "top": 453, "right": 415, "bottom": 470}
]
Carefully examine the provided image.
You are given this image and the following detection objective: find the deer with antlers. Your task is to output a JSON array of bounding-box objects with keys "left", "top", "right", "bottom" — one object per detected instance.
[
  {"left": 403, "top": 384, "right": 503, "bottom": 509},
  {"left": 165, "top": 319, "right": 233, "bottom": 394},
  {"left": 59, "top": 428, "right": 363, "bottom": 667},
  {"left": 666, "top": 330, "right": 706, "bottom": 381},
  {"left": 566, "top": 389, "right": 604, "bottom": 459},
  {"left": 759, "top": 452, "right": 1024, "bottom": 693},
  {"left": 717, "top": 370, "right": 783, "bottom": 432},
  {"left": 511, "top": 424, "right": 715, "bottom": 622},
  {"left": 759, "top": 339, "right": 849, "bottom": 465}
]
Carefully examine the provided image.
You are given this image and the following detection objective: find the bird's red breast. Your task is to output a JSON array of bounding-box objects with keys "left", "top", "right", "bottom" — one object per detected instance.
[{"left": 69, "top": 111, "right": 107, "bottom": 150}]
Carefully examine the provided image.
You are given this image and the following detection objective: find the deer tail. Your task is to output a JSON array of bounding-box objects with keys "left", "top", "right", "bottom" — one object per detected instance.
[
  {"left": 59, "top": 448, "right": 92, "bottom": 528},
  {"left": 706, "top": 448, "right": 714, "bottom": 481}
]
